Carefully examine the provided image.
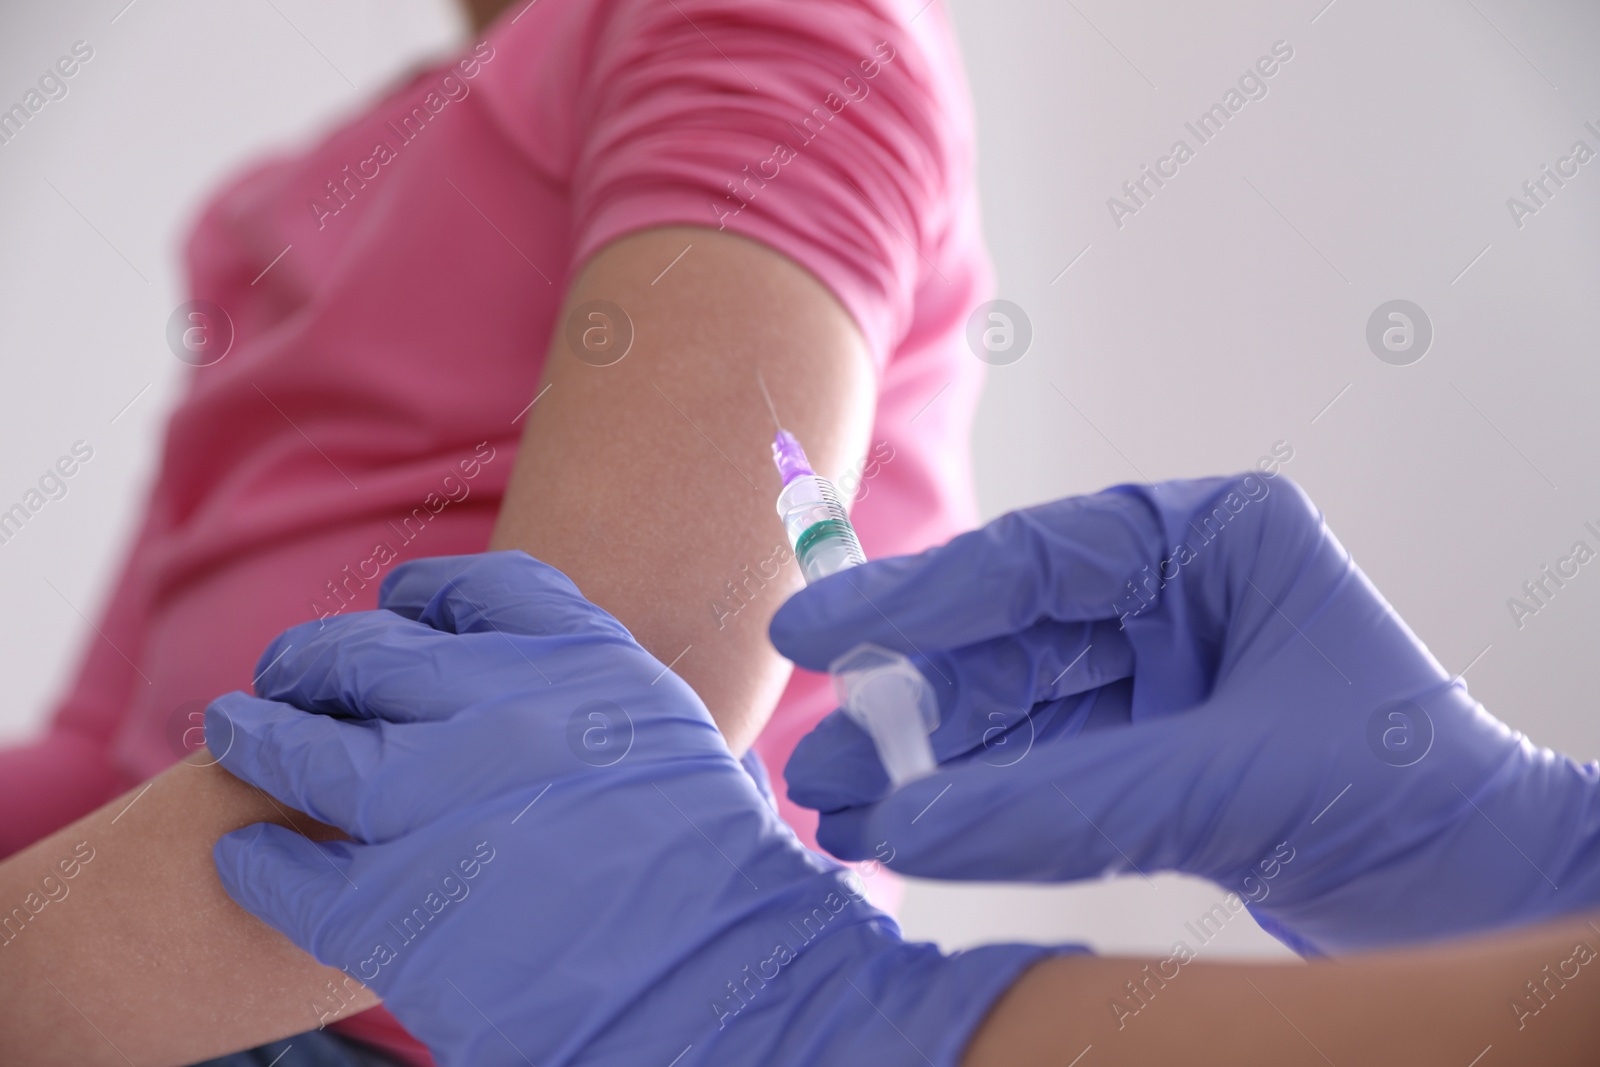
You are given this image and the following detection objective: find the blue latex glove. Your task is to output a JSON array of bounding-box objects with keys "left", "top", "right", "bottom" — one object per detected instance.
[
  {"left": 208, "top": 552, "right": 1060, "bottom": 1067},
  {"left": 772, "top": 474, "right": 1600, "bottom": 954}
]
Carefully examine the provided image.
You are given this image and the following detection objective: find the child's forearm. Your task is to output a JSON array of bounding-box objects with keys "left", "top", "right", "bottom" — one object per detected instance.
[{"left": 0, "top": 755, "right": 375, "bottom": 1067}]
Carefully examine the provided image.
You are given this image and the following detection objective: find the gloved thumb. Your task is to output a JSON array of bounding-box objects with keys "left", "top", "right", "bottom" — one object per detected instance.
[
  {"left": 784, "top": 709, "right": 888, "bottom": 813},
  {"left": 214, "top": 822, "right": 362, "bottom": 967}
]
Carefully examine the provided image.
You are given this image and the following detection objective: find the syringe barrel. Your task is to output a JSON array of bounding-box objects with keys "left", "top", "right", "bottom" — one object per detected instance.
[{"left": 776, "top": 474, "right": 866, "bottom": 584}]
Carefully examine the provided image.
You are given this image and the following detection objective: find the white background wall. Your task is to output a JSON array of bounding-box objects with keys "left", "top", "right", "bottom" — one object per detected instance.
[{"left": 2, "top": 0, "right": 1597, "bottom": 963}]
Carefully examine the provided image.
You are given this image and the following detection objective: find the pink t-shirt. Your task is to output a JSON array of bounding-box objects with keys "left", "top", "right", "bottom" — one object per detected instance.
[{"left": 0, "top": 1, "right": 987, "bottom": 1061}]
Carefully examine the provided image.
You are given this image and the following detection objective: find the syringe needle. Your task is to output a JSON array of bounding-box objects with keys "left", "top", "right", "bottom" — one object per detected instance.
[{"left": 755, "top": 368, "right": 782, "bottom": 431}]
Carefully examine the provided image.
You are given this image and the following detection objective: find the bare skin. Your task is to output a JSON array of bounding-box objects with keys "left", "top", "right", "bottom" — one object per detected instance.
[
  {"left": 0, "top": 226, "right": 876, "bottom": 1065},
  {"left": 965, "top": 913, "right": 1600, "bottom": 1065}
]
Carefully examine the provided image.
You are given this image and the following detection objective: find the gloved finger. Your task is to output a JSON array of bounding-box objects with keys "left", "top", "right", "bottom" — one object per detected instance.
[
  {"left": 919, "top": 618, "right": 1134, "bottom": 738},
  {"left": 770, "top": 483, "right": 1202, "bottom": 671},
  {"left": 209, "top": 691, "right": 386, "bottom": 837},
  {"left": 211, "top": 690, "right": 579, "bottom": 842},
  {"left": 785, "top": 710, "right": 885, "bottom": 811},
  {"left": 253, "top": 609, "right": 547, "bottom": 724},
  {"left": 812, "top": 708, "right": 1273, "bottom": 885},
  {"left": 770, "top": 475, "right": 1300, "bottom": 674},
  {"left": 788, "top": 677, "right": 1134, "bottom": 814},
  {"left": 377, "top": 551, "right": 634, "bottom": 644},
  {"left": 213, "top": 822, "right": 363, "bottom": 966}
]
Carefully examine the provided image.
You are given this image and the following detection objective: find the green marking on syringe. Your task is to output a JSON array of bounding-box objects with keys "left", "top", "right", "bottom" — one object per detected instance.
[{"left": 795, "top": 519, "right": 855, "bottom": 561}]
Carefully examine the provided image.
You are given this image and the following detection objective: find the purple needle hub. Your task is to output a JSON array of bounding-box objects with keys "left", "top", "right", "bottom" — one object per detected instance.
[{"left": 772, "top": 430, "right": 814, "bottom": 485}]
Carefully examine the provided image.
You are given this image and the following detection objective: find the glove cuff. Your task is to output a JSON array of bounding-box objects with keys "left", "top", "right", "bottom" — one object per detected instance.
[
  {"left": 816, "top": 937, "right": 1085, "bottom": 1066},
  {"left": 693, "top": 896, "right": 1083, "bottom": 1067}
]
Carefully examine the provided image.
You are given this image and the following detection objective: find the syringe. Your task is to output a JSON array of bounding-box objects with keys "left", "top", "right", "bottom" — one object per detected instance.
[
  {"left": 773, "top": 430, "right": 867, "bottom": 583},
  {"left": 769, "top": 428, "right": 939, "bottom": 788}
]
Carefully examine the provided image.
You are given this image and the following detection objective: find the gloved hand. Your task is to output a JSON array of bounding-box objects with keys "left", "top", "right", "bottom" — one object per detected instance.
[
  {"left": 772, "top": 474, "right": 1600, "bottom": 954},
  {"left": 208, "top": 551, "right": 1061, "bottom": 1067}
]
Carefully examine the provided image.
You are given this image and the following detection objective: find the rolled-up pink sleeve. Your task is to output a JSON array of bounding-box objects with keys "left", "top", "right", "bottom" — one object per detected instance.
[{"left": 567, "top": 0, "right": 962, "bottom": 364}]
